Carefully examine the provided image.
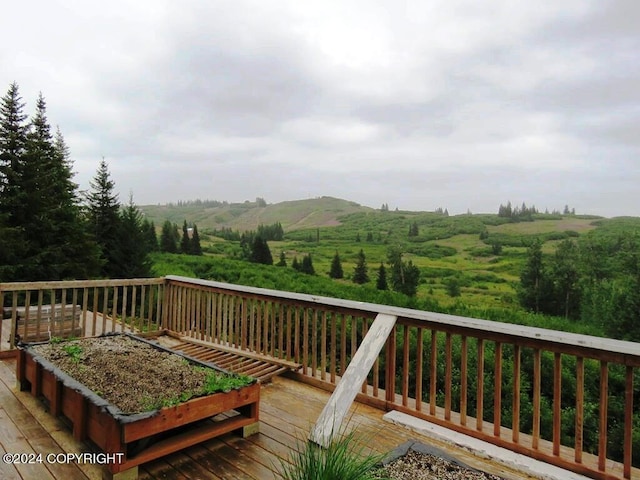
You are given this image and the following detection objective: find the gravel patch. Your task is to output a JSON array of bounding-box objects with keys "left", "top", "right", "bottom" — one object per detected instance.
[{"left": 382, "top": 450, "right": 504, "bottom": 480}]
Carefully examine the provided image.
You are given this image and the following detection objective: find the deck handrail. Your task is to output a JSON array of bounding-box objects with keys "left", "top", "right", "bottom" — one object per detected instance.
[{"left": 2, "top": 275, "right": 638, "bottom": 479}]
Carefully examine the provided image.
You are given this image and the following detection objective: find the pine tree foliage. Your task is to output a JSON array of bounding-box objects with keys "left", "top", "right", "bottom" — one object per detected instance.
[
  {"left": 329, "top": 251, "right": 344, "bottom": 279},
  {"left": 191, "top": 224, "right": 202, "bottom": 255},
  {"left": 300, "top": 254, "right": 315, "bottom": 275},
  {"left": 141, "top": 219, "right": 158, "bottom": 252},
  {"left": 250, "top": 236, "right": 273, "bottom": 265},
  {"left": 114, "top": 195, "right": 151, "bottom": 278},
  {"left": 6, "top": 91, "right": 100, "bottom": 280},
  {"left": 352, "top": 249, "right": 369, "bottom": 284},
  {"left": 276, "top": 251, "right": 287, "bottom": 267},
  {"left": 388, "top": 248, "right": 420, "bottom": 296},
  {"left": 160, "top": 220, "right": 178, "bottom": 253},
  {"left": 0, "top": 83, "right": 28, "bottom": 279},
  {"left": 181, "top": 220, "right": 192, "bottom": 254},
  {"left": 86, "top": 158, "right": 122, "bottom": 277},
  {"left": 376, "top": 263, "right": 388, "bottom": 290}
]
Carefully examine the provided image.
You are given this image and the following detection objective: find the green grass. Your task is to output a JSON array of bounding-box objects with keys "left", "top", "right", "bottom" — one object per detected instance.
[{"left": 278, "top": 429, "right": 389, "bottom": 480}]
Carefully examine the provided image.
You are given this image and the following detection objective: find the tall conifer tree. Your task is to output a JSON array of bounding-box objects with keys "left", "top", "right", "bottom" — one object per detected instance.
[{"left": 87, "top": 159, "right": 122, "bottom": 277}]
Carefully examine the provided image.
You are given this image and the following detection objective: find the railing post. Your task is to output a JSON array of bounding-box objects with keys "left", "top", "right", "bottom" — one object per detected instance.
[{"left": 385, "top": 324, "right": 396, "bottom": 405}]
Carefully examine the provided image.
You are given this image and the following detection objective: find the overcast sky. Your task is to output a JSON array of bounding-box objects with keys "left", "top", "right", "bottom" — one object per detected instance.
[{"left": 2, "top": 1, "right": 638, "bottom": 217}]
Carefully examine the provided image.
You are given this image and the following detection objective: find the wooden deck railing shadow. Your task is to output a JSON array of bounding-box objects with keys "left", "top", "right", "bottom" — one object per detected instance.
[{"left": 1, "top": 275, "right": 638, "bottom": 480}]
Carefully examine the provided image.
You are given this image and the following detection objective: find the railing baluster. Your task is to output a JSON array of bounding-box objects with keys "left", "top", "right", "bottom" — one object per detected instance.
[
  {"left": 460, "top": 335, "right": 468, "bottom": 426},
  {"left": 129, "top": 286, "right": 136, "bottom": 331},
  {"left": 598, "top": 361, "right": 609, "bottom": 471},
  {"left": 321, "top": 311, "right": 327, "bottom": 381},
  {"left": 402, "top": 324, "right": 410, "bottom": 407},
  {"left": 90, "top": 287, "right": 98, "bottom": 336},
  {"left": 494, "top": 341, "right": 502, "bottom": 437},
  {"left": 623, "top": 366, "right": 633, "bottom": 479},
  {"left": 416, "top": 327, "right": 423, "bottom": 411},
  {"left": 278, "top": 304, "right": 284, "bottom": 358},
  {"left": 361, "top": 318, "right": 369, "bottom": 394},
  {"left": 112, "top": 286, "right": 119, "bottom": 333},
  {"left": 553, "top": 352, "right": 562, "bottom": 457},
  {"left": 430, "top": 330, "right": 437, "bottom": 416},
  {"left": 476, "top": 338, "right": 484, "bottom": 432},
  {"left": 445, "top": 332, "right": 452, "bottom": 421},
  {"left": 270, "top": 302, "right": 276, "bottom": 356},
  {"left": 330, "top": 312, "right": 336, "bottom": 384},
  {"left": 121, "top": 286, "right": 128, "bottom": 332},
  {"left": 385, "top": 325, "right": 396, "bottom": 404},
  {"left": 312, "top": 309, "right": 318, "bottom": 378},
  {"left": 512, "top": 345, "right": 521, "bottom": 444},
  {"left": 293, "top": 307, "right": 300, "bottom": 364},
  {"left": 532, "top": 348, "right": 541, "bottom": 450},
  {"left": 575, "top": 356, "right": 584, "bottom": 464},
  {"left": 303, "top": 308, "right": 309, "bottom": 374},
  {"left": 138, "top": 285, "right": 145, "bottom": 332}
]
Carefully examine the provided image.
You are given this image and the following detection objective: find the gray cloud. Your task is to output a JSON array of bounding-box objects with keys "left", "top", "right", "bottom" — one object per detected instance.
[{"left": 2, "top": 0, "right": 638, "bottom": 217}]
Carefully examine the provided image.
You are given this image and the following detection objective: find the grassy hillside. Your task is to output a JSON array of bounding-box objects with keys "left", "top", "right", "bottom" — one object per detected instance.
[
  {"left": 143, "top": 196, "right": 640, "bottom": 319},
  {"left": 140, "top": 196, "right": 372, "bottom": 232}
]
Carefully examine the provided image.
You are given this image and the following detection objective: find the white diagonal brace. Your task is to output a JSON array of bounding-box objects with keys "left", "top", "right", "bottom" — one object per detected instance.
[{"left": 309, "top": 313, "right": 397, "bottom": 447}]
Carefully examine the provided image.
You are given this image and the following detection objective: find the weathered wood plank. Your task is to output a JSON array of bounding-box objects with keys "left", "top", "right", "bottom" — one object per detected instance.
[{"left": 309, "top": 313, "right": 397, "bottom": 447}]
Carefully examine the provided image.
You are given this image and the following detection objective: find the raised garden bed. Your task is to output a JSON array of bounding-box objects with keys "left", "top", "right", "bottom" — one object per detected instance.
[{"left": 16, "top": 333, "right": 260, "bottom": 477}]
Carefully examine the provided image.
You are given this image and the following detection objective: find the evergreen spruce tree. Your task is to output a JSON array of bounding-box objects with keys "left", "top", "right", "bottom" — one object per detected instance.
[
  {"left": 180, "top": 220, "right": 191, "bottom": 254},
  {"left": 160, "top": 220, "right": 178, "bottom": 253},
  {"left": 250, "top": 236, "right": 273, "bottom": 265},
  {"left": 276, "top": 251, "right": 287, "bottom": 267},
  {"left": 87, "top": 158, "right": 122, "bottom": 277},
  {"left": 291, "top": 256, "right": 300, "bottom": 271},
  {"left": 0, "top": 83, "right": 28, "bottom": 279},
  {"left": 141, "top": 219, "right": 158, "bottom": 252},
  {"left": 114, "top": 195, "right": 151, "bottom": 278},
  {"left": 191, "top": 224, "right": 202, "bottom": 255},
  {"left": 19, "top": 94, "right": 100, "bottom": 280},
  {"left": 388, "top": 248, "right": 420, "bottom": 296},
  {"left": 301, "top": 254, "right": 315, "bottom": 275},
  {"left": 352, "top": 249, "right": 369, "bottom": 284},
  {"left": 376, "top": 263, "right": 388, "bottom": 290},
  {"left": 329, "top": 251, "right": 344, "bottom": 279}
]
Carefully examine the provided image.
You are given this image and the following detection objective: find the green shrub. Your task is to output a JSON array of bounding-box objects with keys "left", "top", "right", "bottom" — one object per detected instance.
[{"left": 278, "top": 429, "right": 389, "bottom": 480}]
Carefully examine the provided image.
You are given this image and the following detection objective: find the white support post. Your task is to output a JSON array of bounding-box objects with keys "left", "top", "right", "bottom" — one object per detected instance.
[{"left": 309, "top": 313, "right": 397, "bottom": 447}]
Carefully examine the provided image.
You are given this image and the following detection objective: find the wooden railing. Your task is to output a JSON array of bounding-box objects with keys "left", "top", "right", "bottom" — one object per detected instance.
[
  {"left": 2, "top": 275, "right": 638, "bottom": 479},
  {"left": 1, "top": 278, "right": 164, "bottom": 351},
  {"left": 163, "top": 275, "right": 639, "bottom": 480}
]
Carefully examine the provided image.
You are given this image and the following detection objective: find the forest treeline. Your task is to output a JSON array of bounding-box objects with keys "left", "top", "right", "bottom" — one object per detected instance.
[
  {"left": 0, "top": 83, "right": 159, "bottom": 281},
  {"left": 519, "top": 222, "right": 640, "bottom": 341}
]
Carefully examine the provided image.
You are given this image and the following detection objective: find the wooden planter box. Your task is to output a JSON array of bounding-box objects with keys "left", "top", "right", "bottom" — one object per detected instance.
[{"left": 16, "top": 335, "right": 260, "bottom": 477}]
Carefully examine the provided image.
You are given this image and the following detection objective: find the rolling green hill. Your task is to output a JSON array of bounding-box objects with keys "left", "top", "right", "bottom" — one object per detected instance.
[{"left": 139, "top": 196, "right": 372, "bottom": 232}]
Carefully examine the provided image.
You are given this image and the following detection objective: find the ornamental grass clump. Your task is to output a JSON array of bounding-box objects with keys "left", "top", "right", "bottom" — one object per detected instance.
[{"left": 278, "top": 429, "right": 389, "bottom": 480}]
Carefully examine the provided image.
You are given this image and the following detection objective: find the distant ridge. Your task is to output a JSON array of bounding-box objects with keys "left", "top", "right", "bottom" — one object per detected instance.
[{"left": 139, "top": 196, "right": 374, "bottom": 232}]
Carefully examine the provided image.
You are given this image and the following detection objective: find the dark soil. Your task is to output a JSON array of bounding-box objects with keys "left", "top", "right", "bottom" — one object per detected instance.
[{"left": 31, "top": 335, "right": 234, "bottom": 414}]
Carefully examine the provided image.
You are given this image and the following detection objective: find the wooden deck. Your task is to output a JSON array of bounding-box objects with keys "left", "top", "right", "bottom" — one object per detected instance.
[{"left": 0, "top": 354, "right": 538, "bottom": 480}]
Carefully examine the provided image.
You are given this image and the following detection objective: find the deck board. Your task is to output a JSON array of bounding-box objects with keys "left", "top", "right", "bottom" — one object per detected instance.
[{"left": 0, "top": 354, "right": 542, "bottom": 480}]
